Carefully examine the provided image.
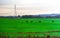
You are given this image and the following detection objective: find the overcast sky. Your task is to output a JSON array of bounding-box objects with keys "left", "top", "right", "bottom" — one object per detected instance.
[
  {"left": 0, "top": 0, "right": 60, "bottom": 5},
  {"left": 0, "top": 0, "right": 60, "bottom": 16}
]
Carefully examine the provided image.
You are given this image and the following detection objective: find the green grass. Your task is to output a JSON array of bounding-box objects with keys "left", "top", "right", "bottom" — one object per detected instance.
[{"left": 0, "top": 18, "right": 60, "bottom": 37}]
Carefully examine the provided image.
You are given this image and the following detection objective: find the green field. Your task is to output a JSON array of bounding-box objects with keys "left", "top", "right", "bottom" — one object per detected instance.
[{"left": 0, "top": 18, "right": 60, "bottom": 38}]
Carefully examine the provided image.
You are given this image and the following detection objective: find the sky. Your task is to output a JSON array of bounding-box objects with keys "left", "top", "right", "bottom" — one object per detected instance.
[{"left": 0, "top": 0, "right": 60, "bottom": 16}]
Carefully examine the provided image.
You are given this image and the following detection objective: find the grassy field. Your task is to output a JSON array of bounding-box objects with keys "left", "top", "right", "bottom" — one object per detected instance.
[{"left": 0, "top": 18, "right": 60, "bottom": 37}]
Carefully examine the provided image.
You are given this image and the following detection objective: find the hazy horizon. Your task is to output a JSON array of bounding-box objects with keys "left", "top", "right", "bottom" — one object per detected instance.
[{"left": 0, "top": 0, "right": 60, "bottom": 16}]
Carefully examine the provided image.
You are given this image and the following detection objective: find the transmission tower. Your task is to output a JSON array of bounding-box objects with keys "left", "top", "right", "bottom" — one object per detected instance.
[{"left": 14, "top": 4, "right": 17, "bottom": 16}]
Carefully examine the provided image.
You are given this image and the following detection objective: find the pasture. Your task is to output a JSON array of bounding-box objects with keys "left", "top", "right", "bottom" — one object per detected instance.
[{"left": 0, "top": 18, "right": 60, "bottom": 38}]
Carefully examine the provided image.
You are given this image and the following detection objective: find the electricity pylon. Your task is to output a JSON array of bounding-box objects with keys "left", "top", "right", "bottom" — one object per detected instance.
[{"left": 14, "top": 4, "right": 17, "bottom": 16}]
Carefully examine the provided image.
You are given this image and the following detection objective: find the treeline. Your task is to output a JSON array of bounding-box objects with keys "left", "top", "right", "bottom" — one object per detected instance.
[
  {"left": 0, "top": 14, "right": 60, "bottom": 18},
  {"left": 21, "top": 15, "right": 60, "bottom": 18}
]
